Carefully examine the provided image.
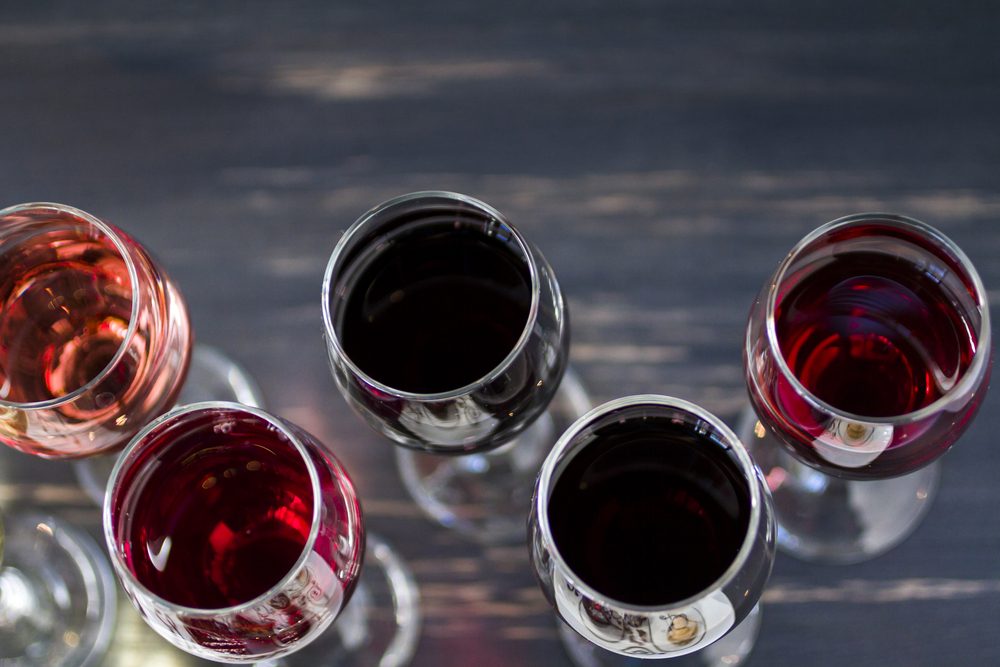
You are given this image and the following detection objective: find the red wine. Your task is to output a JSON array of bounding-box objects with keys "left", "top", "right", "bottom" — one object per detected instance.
[
  {"left": 548, "top": 416, "right": 750, "bottom": 606},
  {"left": 340, "top": 222, "right": 531, "bottom": 394},
  {"left": 776, "top": 254, "right": 977, "bottom": 418},
  {"left": 0, "top": 231, "right": 135, "bottom": 403},
  {"left": 748, "top": 221, "right": 989, "bottom": 479},
  {"left": 116, "top": 418, "right": 314, "bottom": 608},
  {"left": 112, "top": 409, "right": 364, "bottom": 611},
  {"left": 104, "top": 404, "right": 365, "bottom": 661},
  {"left": 109, "top": 407, "right": 364, "bottom": 659}
]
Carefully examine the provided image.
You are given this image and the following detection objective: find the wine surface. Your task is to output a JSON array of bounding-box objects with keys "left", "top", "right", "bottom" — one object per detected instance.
[
  {"left": 775, "top": 250, "right": 978, "bottom": 418},
  {"left": 0, "top": 232, "right": 134, "bottom": 403},
  {"left": 117, "top": 418, "right": 314, "bottom": 609},
  {"left": 340, "top": 223, "right": 531, "bottom": 394},
  {"left": 548, "top": 415, "right": 750, "bottom": 606}
]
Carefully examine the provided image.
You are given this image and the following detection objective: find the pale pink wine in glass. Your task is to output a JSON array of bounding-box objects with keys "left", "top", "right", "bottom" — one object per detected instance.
[{"left": 0, "top": 203, "right": 191, "bottom": 458}]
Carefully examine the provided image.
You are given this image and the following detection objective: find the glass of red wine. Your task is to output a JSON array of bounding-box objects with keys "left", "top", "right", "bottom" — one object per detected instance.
[
  {"left": 530, "top": 395, "right": 775, "bottom": 666},
  {"left": 103, "top": 401, "right": 421, "bottom": 665},
  {"left": 322, "top": 191, "right": 590, "bottom": 543},
  {"left": 0, "top": 509, "right": 116, "bottom": 667},
  {"left": 741, "top": 213, "right": 992, "bottom": 562},
  {"left": 0, "top": 202, "right": 265, "bottom": 503}
]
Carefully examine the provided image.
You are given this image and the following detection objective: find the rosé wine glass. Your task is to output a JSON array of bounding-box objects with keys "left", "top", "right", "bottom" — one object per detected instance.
[
  {"left": 529, "top": 396, "right": 775, "bottom": 666},
  {"left": 104, "top": 402, "right": 420, "bottom": 666},
  {"left": 741, "top": 213, "right": 992, "bottom": 562},
  {"left": 0, "top": 202, "right": 266, "bottom": 503},
  {"left": 0, "top": 202, "right": 191, "bottom": 459}
]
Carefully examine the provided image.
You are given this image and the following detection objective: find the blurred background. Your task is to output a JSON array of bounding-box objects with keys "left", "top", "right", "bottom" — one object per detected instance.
[{"left": 1, "top": 1, "right": 999, "bottom": 665}]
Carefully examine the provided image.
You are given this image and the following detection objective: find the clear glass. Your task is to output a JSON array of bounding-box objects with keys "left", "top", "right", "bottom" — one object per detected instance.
[
  {"left": 529, "top": 396, "right": 775, "bottom": 665},
  {"left": 0, "top": 511, "right": 117, "bottom": 666},
  {"left": 104, "top": 402, "right": 419, "bottom": 665},
  {"left": 323, "top": 191, "right": 588, "bottom": 542},
  {"left": 0, "top": 203, "right": 191, "bottom": 459},
  {"left": 742, "top": 213, "right": 992, "bottom": 562}
]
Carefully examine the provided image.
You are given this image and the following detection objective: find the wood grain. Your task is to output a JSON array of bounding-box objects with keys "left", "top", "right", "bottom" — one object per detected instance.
[{"left": 1, "top": 2, "right": 998, "bottom": 665}]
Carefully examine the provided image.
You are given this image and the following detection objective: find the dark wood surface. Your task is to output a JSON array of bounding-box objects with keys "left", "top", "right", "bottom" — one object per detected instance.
[{"left": 2, "top": 2, "right": 1000, "bottom": 665}]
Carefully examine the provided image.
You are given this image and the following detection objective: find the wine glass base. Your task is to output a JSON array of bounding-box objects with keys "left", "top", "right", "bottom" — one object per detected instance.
[
  {"left": 736, "top": 407, "right": 940, "bottom": 564},
  {"left": 263, "top": 533, "right": 421, "bottom": 667},
  {"left": 73, "top": 344, "right": 265, "bottom": 505},
  {"left": 0, "top": 513, "right": 116, "bottom": 667},
  {"left": 395, "top": 367, "right": 591, "bottom": 544},
  {"left": 557, "top": 603, "right": 761, "bottom": 666}
]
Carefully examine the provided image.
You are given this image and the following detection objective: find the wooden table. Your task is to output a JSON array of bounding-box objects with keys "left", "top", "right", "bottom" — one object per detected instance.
[{"left": 2, "top": 2, "right": 999, "bottom": 665}]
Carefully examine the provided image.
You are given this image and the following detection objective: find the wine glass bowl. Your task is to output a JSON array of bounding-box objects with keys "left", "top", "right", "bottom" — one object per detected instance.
[
  {"left": 322, "top": 191, "right": 569, "bottom": 455},
  {"left": 529, "top": 396, "right": 775, "bottom": 661},
  {"left": 0, "top": 203, "right": 191, "bottom": 459},
  {"left": 104, "top": 402, "right": 364, "bottom": 663},
  {"left": 745, "top": 213, "right": 991, "bottom": 480},
  {"left": 741, "top": 213, "right": 992, "bottom": 563}
]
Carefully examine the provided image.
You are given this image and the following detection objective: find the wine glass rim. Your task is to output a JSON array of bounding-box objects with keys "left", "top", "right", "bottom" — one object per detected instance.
[
  {"left": 321, "top": 190, "right": 542, "bottom": 401},
  {"left": 102, "top": 401, "right": 325, "bottom": 617},
  {"left": 762, "top": 212, "right": 993, "bottom": 426},
  {"left": 0, "top": 202, "right": 143, "bottom": 411},
  {"left": 534, "top": 394, "right": 766, "bottom": 614}
]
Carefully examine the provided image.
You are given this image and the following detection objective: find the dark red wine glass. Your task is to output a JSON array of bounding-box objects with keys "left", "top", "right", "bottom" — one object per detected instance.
[
  {"left": 322, "top": 191, "right": 590, "bottom": 543},
  {"left": 529, "top": 395, "right": 775, "bottom": 665},
  {"left": 104, "top": 402, "right": 419, "bottom": 665},
  {"left": 742, "top": 213, "right": 991, "bottom": 562}
]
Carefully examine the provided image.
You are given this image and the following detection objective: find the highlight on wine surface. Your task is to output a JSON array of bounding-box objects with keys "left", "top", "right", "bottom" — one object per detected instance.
[
  {"left": 529, "top": 395, "right": 775, "bottom": 660},
  {"left": 0, "top": 203, "right": 191, "bottom": 458},
  {"left": 745, "top": 213, "right": 992, "bottom": 479},
  {"left": 104, "top": 402, "right": 364, "bottom": 663},
  {"left": 322, "top": 191, "right": 569, "bottom": 454}
]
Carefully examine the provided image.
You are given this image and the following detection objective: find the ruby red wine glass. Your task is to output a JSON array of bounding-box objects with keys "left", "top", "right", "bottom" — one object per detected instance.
[
  {"left": 322, "top": 191, "right": 589, "bottom": 543},
  {"left": 0, "top": 203, "right": 191, "bottom": 459},
  {"left": 741, "top": 213, "right": 991, "bottom": 562},
  {"left": 104, "top": 402, "right": 374, "bottom": 663},
  {"left": 529, "top": 395, "right": 775, "bottom": 666}
]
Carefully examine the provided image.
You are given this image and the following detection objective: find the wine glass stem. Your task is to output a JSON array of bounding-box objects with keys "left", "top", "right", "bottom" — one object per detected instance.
[
  {"left": 739, "top": 407, "right": 941, "bottom": 563},
  {"left": 0, "top": 563, "right": 53, "bottom": 643},
  {"left": 253, "top": 534, "right": 421, "bottom": 667},
  {"left": 396, "top": 366, "right": 591, "bottom": 544}
]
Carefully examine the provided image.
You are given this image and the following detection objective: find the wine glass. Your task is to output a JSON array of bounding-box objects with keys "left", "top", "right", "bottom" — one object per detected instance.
[
  {"left": 322, "top": 191, "right": 590, "bottom": 543},
  {"left": 529, "top": 395, "right": 775, "bottom": 666},
  {"left": 0, "top": 202, "right": 192, "bottom": 459},
  {"left": 0, "top": 508, "right": 117, "bottom": 666},
  {"left": 740, "top": 213, "right": 991, "bottom": 562},
  {"left": 0, "top": 202, "right": 265, "bottom": 502},
  {"left": 103, "top": 401, "right": 420, "bottom": 665}
]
